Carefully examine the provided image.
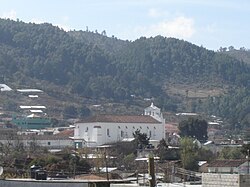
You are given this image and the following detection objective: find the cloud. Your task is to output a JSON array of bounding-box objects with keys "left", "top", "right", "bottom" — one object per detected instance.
[
  {"left": 148, "top": 8, "right": 169, "bottom": 18},
  {"left": 1, "top": 10, "right": 17, "bottom": 20},
  {"left": 135, "top": 16, "right": 196, "bottom": 39},
  {"left": 202, "top": 23, "right": 217, "bottom": 34},
  {"left": 62, "top": 16, "right": 69, "bottom": 22},
  {"left": 148, "top": 8, "right": 162, "bottom": 18}
]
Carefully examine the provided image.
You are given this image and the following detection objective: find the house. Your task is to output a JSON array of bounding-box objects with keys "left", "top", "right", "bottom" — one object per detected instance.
[
  {"left": 11, "top": 114, "right": 51, "bottom": 129},
  {"left": 202, "top": 160, "right": 250, "bottom": 187},
  {"left": 0, "top": 132, "right": 74, "bottom": 149},
  {"left": 207, "top": 160, "right": 250, "bottom": 174},
  {"left": 72, "top": 103, "right": 165, "bottom": 148}
]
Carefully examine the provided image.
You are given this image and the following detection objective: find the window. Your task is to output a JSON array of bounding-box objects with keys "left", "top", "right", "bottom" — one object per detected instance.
[
  {"left": 48, "top": 142, "right": 51, "bottom": 146},
  {"left": 107, "top": 129, "right": 110, "bottom": 137},
  {"left": 121, "top": 131, "right": 124, "bottom": 138},
  {"left": 94, "top": 126, "right": 101, "bottom": 128},
  {"left": 85, "top": 127, "right": 88, "bottom": 132}
]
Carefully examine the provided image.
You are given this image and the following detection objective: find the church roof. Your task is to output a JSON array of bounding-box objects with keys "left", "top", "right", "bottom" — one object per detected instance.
[{"left": 79, "top": 115, "right": 161, "bottom": 124}]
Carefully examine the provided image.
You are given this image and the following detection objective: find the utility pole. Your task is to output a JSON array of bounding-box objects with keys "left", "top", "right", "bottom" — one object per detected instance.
[
  {"left": 104, "top": 148, "right": 109, "bottom": 181},
  {"left": 148, "top": 156, "right": 156, "bottom": 187},
  {"left": 247, "top": 149, "right": 249, "bottom": 174}
]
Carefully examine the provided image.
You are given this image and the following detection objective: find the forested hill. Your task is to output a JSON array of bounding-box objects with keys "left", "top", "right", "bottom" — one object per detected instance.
[
  {"left": 0, "top": 18, "right": 250, "bottom": 128},
  {"left": 222, "top": 48, "right": 250, "bottom": 65}
]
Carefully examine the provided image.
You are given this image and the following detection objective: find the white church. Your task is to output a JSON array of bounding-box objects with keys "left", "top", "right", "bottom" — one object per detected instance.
[{"left": 72, "top": 103, "right": 165, "bottom": 148}]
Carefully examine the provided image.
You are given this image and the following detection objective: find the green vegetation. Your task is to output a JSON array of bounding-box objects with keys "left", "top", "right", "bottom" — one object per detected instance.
[
  {"left": 133, "top": 129, "right": 150, "bottom": 149},
  {"left": 180, "top": 137, "right": 199, "bottom": 171},
  {"left": 0, "top": 136, "right": 91, "bottom": 178},
  {"left": 0, "top": 19, "right": 250, "bottom": 129},
  {"left": 178, "top": 117, "right": 208, "bottom": 142},
  {"left": 218, "top": 147, "right": 245, "bottom": 160},
  {"left": 157, "top": 139, "right": 179, "bottom": 161}
]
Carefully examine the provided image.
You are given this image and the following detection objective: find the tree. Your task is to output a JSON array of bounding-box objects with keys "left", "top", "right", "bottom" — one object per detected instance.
[
  {"left": 62, "top": 105, "right": 78, "bottom": 119},
  {"left": 78, "top": 106, "right": 91, "bottom": 118},
  {"left": 218, "top": 47, "right": 227, "bottom": 52},
  {"left": 123, "top": 153, "right": 136, "bottom": 170},
  {"left": 241, "top": 143, "right": 250, "bottom": 157},
  {"left": 50, "top": 118, "right": 59, "bottom": 127},
  {"left": 178, "top": 117, "right": 208, "bottom": 142},
  {"left": 197, "top": 147, "right": 215, "bottom": 162},
  {"left": 157, "top": 139, "right": 168, "bottom": 162},
  {"left": 180, "top": 137, "right": 199, "bottom": 171},
  {"left": 219, "top": 147, "right": 244, "bottom": 159},
  {"left": 133, "top": 129, "right": 150, "bottom": 149},
  {"left": 228, "top": 46, "right": 235, "bottom": 51}
]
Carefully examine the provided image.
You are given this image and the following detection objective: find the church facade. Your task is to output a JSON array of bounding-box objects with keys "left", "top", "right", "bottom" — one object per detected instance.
[{"left": 72, "top": 103, "right": 165, "bottom": 148}]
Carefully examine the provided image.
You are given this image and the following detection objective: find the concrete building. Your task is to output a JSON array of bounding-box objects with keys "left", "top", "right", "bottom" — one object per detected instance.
[
  {"left": 0, "top": 133, "right": 73, "bottom": 149},
  {"left": 202, "top": 160, "right": 250, "bottom": 187},
  {"left": 202, "top": 173, "right": 250, "bottom": 187},
  {"left": 72, "top": 103, "right": 165, "bottom": 148},
  {"left": 12, "top": 114, "right": 51, "bottom": 129}
]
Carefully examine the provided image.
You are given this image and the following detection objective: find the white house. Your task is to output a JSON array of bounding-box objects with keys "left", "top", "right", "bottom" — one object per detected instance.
[
  {"left": 72, "top": 103, "right": 165, "bottom": 148},
  {"left": 0, "top": 134, "right": 74, "bottom": 149}
]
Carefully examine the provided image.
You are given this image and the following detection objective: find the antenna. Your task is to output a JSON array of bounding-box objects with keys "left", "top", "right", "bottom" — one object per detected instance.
[{"left": 0, "top": 166, "right": 3, "bottom": 176}]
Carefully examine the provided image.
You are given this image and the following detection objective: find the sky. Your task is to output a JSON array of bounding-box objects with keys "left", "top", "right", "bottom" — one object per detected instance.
[{"left": 0, "top": 0, "right": 249, "bottom": 50}]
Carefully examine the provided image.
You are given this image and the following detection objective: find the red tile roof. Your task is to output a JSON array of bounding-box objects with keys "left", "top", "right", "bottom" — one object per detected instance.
[
  {"left": 165, "top": 123, "right": 179, "bottom": 133},
  {"left": 208, "top": 160, "right": 247, "bottom": 167},
  {"left": 79, "top": 115, "right": 161, "bottom": 124},
  {"left": 75, "top": 174, "right": 107, "bottom": 180},
  {"left": 57, "top": 129, "right": 74, "bottom": 136}
]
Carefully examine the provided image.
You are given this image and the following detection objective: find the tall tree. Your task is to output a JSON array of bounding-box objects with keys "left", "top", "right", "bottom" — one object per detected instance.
[
  {"left": 178, "top": 117, "right": 208, "bottom": 142},
  {"left": 133, "top": 129, "right": 150, "bottom": 149},
  {"left": 180, "top": 137, "right": 199, "bottom": 171}
]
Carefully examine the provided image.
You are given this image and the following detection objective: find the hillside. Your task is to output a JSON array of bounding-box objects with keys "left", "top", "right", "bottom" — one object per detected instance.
[
  {"left": 223, "top": 48, "right": 250, "bottom": 65},
  {"left": 0, "top": 18, "right": 250, "bottom": 129}
]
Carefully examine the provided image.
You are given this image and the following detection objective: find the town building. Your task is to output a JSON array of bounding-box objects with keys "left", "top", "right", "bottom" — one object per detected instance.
[
  {"left": 0, "top": 133, "right": 73, "bottom": 149},
  {"left": 72, "top": 103, "right": 165, "bottom": 148},
  {"left": 207, "top": 159, "right": 250, "bottom": 174},
  {"left": 11, "top": 114, "right": 51, "bottom": 129}
]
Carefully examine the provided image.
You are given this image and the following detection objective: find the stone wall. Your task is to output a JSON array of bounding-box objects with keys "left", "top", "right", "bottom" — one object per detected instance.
[
  {"left": 202, "top": 173, "right": 239, "bottom": 187},
  {"left": 239, "top": 175, "right": 250, "bottom": 187},
  {"left": 202, "top": 173, "right": 250, "bottom": 187}
]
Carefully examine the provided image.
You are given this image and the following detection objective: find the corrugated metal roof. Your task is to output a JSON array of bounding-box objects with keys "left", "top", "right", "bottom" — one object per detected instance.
[
  {"left": 78, "top": 115, "right": 161, "bottom": 124},
  {"left": 20, "top": 106, "right": 46, "bottom": 109},
  {"left": 17, "top": 89, "right": 43, "bottom": 93},
  {"left": 0, "top": 84, "right": 12, "bottom": 91}
]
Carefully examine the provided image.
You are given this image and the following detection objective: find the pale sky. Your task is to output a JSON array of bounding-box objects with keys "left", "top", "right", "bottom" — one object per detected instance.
[{"left": 0, "top": 0, "right": 249, "bottom": 50}]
